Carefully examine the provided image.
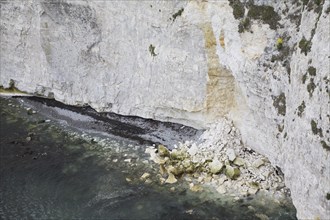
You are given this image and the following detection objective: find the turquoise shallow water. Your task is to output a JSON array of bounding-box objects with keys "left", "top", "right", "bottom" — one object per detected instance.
[{"left": 0, "top": 97, "right": 297, "bottom": 219}]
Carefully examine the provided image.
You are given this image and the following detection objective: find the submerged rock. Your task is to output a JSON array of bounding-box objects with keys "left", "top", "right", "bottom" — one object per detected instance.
[
  {"left": 140, "top": 173, "right": 150, "bottom": 180},
  {"left": 165, "top": 173, "right": 177, "bottom": 184},
  {"left": 216, "top": 185, "right": 227, "bottom": 194}
]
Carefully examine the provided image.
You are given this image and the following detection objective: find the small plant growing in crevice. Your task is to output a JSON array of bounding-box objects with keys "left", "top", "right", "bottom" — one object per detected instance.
[
  {"left": 297, "top": 101, "right": 306, "bottom": 117},
  {"left": 149, "top": 44, "right": 157, "bottom": 57},
  {"left": 307, "top": 78, "right": 316, "bottom": 97},
  {"left": 277, "top": 124, "right": 284, "bottom": 133},
  {"left": 272, "top": 93, "right": 286, "bottom": 116},
  {"left": 172, "top": 8, "right": 184, "bottom": 22},
  {"left": 302, "top": 73, "right": 308, "bottom": 84},
  {"left": 299, "top": 37, "right": 312, "bottom": 55},
  {"left": 238, "top": 18, "right": 251, "bottom": 33},
  {"left": 321, "top": 141, "right": 330, "bottom": 151},
  {"left": 311, "top": 119, "right": 323, "bottom": 137},
  {"left": 276, "top": 37, "right": 283, "bottom": 50},
  {"left": 308, "top": 66, "right": 316, "bottom": 76},
  {"left": 311, "top": 120, "right": 318, "bottom": 134}
]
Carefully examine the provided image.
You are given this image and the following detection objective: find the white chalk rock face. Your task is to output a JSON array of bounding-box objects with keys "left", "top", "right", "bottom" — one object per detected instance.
[{"left": 1, "top": 0, "right": 329, "bottom": 219}]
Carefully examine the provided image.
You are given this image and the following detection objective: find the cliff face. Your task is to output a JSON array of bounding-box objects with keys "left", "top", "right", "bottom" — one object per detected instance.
[{"left": 1, "top": 0, "right": 329, "bottom": 218}]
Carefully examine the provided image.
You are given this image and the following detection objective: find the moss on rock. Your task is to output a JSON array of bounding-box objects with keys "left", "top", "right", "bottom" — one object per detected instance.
[
  {"left": 272, "top": 93, "right": 286, "bottom": 116},
  {"left": 307, "top": 78, "right": 316, "bottom": 97},
  {"left": 228, "top": 0, "right": 245, "bottom": 19},
  {"left": 247, "top": 5, "right": 280, "bottom": 30},
  {"left": 299, "top": 37, "right": 312, "bottom": 55},
  {"left": 308, "top": 66, "right": 317, "bottom": 76},
  {"left": 321, "top": 141, "right": 330, "bottom": 151},
  {"left": 297, "top": 101, "right": 306, "bottom": 117}
]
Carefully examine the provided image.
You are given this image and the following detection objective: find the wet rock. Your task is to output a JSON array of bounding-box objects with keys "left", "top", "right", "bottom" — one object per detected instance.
[
  {"left": 252, "top": 159, "right": 265, "bottom": 168},
  {"left": 27, "top": 108, "right": 33, "bottom": 115},
  {"left": 140, "top": 172, "right": 150, "bottom": 180},
  {"left": 145, "top": 179, "right": 152, "bottom": 184},
  {"left": 159, "top": 164, "right": 167, "bottom": 176},
  {"left": 248, "top": 206, "right": 255, "bottom": 212},
  {"left": 165, "top": 173, "right": 177, "bottom": 184},
  {"left": 225, "top": 165, "right": 240, "bottom": 179},
  {"left": 226, "top": 148, "right": 236, "bottom": 161},
  {"left": 208, "top": 159, "right": 224, "bottom": 174},
  {"left": 189, "top": 183, "right": 203, "bottom": 192}
]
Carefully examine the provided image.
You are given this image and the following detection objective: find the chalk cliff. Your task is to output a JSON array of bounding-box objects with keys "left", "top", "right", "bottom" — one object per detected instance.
[{"left": 1, "top": 0, "right": 329, "bottom": 218}]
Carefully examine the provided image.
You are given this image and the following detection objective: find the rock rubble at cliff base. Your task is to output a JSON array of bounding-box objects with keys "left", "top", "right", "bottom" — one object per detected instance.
[{"left": 145, "top": 118, "right": 290, "bottom": 198}]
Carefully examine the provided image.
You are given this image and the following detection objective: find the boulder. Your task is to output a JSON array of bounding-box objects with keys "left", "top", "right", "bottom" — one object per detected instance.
[
  {"left": 225, "top": 165, "right": 240, "bottom": 179},
  {"left": 208, "top": 159, "right": 224, "bottom": 174},
  {"left": 158, "top": 145, "right": 170, "bottom": 157}
]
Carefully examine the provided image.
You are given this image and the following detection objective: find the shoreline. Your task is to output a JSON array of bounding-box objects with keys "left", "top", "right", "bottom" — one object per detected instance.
[{"left": 0, "top": 95, "right": 297, "bottom": 218}]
